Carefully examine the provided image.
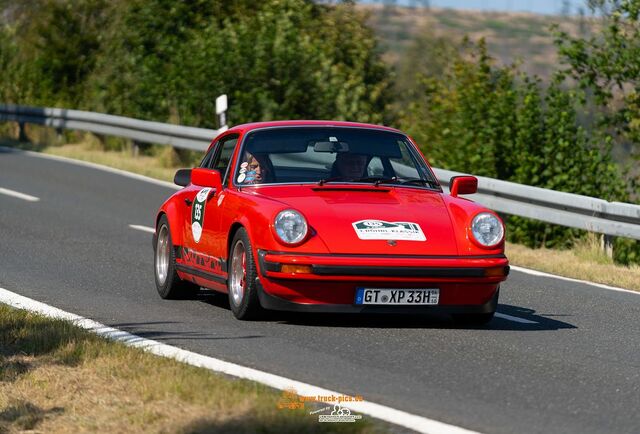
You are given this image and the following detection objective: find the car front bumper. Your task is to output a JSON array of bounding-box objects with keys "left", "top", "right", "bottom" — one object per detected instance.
[{"left": 256, "top": 250, "right": 508, "bottom": 311}]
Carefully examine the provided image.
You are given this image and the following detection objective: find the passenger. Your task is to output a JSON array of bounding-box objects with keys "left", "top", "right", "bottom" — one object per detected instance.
[{"left": 238, "top": 151, "right": 269, "bottom": 184}]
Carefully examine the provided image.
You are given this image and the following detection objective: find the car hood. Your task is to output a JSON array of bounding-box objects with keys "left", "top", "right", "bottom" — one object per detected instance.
[{"left": 249, "top": 184, "right": 459, "bottom": 255}]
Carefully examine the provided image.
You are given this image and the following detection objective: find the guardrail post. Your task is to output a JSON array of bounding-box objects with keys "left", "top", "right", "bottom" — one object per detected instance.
[
  {"left": 216, "top": 94, "right": 228, "bottom": 132},
  {"left": 18, "top": 122, "right": 27, "bottom": 142},
  {"left": 601, "top": 234, "right": 614, "bottom": 258}
]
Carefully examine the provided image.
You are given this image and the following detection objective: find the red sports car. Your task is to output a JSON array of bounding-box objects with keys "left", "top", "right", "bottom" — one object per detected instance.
[{"left": 153, "top": 121, "right": 509, "bottom": 324}]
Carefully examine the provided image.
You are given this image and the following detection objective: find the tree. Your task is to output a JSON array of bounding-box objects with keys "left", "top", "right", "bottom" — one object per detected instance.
[
  {"left": 400, "top": 39, "right": 629, "bottom": 250},
  {"left": 88, "top": 0, "right": 392, "bottom": 126},
  {"left": 554, "top": 0, "right": 640, "bottom": 164}
]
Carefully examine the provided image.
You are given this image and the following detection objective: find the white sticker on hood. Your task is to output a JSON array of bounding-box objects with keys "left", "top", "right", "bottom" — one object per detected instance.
[{"left": 352, "top": 220, "right": 426, "bottom": 241}]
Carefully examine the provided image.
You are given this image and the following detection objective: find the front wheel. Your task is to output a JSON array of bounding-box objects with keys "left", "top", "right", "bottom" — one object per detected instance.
[
  {"left": 154, "top": 215, "right": 199, "bottom": 299},
  {"left": 227, "top": 228, "right": 263, "bottom": 320},
  {"left": 451, "top": 288, "right": 499, "bottom": 326}
]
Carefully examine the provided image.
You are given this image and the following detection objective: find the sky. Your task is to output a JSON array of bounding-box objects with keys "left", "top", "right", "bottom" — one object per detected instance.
[{"left": 363, "top": 0, "right": 591, "bottom": 16}]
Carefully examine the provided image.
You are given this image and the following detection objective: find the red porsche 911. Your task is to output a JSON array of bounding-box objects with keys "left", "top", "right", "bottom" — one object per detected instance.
[{"left": 153, "top": 121, "right": 509, "bottom": 324}]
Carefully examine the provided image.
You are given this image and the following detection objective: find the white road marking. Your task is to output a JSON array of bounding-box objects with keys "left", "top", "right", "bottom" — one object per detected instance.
[
  {"left": 129, "top": 224, "right": 155, "bottom": 234},
  {"left": 0, "top": 286, "right": 480, "bottom": 434},
  {"left": 0, "top": 187, "right": 40, "bottom": 202},
  {"left": 0, "top": 146, "right": 180, "bottom": 190},
  {"left": 510, "top": 265, "right": 639, "bottom": 296},
  {"left": 494, "top": 312, "right": 538, "bottom": 324}
]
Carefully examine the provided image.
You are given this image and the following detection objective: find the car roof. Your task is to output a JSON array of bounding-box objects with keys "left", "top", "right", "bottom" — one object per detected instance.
[{"left": 226, "top": 120, "right": 403, "bottom": 135}]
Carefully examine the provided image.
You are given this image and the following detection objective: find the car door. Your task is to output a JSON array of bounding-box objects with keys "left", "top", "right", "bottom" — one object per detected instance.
[{"left": 183, "top": 134, "right": 239, "bottom": 283}]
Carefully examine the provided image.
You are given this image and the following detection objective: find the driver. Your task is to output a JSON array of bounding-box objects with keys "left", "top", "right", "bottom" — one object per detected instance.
[{"left": 333, "top": 152, "right": 368, "bottom": 179}]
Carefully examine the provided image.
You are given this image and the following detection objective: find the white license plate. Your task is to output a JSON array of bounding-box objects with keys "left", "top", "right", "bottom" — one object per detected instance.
[{"left": 355, "top": 288, "right": 439, "bottom": 305}]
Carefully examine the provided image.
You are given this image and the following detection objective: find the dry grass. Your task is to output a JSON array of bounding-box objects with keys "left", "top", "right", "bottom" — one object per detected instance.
[
  {"left": 0, "top": 305, "right": 383, "bottom": 433},
  {"left": 43, "top": 142, "right": 179, "bottom": 183},
  {"left": 506, "top": 238, "right": 640, "bottom": 292}
]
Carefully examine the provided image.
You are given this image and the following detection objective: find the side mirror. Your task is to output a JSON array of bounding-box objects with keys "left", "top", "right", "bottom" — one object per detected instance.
[
  {"left": 174, "top": 169, "right": 192, "bottom": 187},
  {"left": 191, "top": 168, "right": 223, "bottom": 192},
  {"left": 450, "top": 176, "right": 478, "bottom": 197}
]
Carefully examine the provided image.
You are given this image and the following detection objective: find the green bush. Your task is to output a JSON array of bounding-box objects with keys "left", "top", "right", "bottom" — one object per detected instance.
[
  {"left": 400, "top": 39, "right": 635, "bottom": 257},
  {"left": 1, "top": 0, "right": 392, "bottom": 126}
]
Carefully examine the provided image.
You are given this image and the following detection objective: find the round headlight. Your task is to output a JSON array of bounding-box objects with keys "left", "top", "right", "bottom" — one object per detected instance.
[
  {"left": 471, "top": 212, "right": 504, "bottom": 247},
  {"left": 274, "top": 210, "right": 308, "bottom": 245}
]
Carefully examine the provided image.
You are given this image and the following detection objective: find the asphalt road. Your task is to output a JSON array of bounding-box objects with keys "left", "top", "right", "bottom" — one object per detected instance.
[{"left": 1, "top": 147, "right": 639, "bottom": 434}]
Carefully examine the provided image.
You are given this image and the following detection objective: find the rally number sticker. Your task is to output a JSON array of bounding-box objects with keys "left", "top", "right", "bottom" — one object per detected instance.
[
  {"left": 191, "top": 188, "right": 212, "bottom": 243},
  {"left": 352, "top": 220, "right": 426, "bottom": 241}
]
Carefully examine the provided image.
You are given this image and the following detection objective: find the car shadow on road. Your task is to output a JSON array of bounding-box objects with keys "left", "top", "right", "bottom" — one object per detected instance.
[
  {"left": 491, "top": 304, "right": 576, "bottom": 330},
  {"left": 109, "top": 319, "right": 265, "bottom": 342},
  {"left": 269, "top": 304, "right": 576, "bottom": 331},
  {"left": 192, "top": 290, "right": 576, "bottom": 331}
]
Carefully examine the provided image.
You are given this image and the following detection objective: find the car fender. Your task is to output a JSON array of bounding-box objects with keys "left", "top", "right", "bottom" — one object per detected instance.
[
  {"left": 157, "top": 194, "right": 186, "bottom": 247},
  {"left": 442, "top": 195, "right": 505, "bottom": 255}
]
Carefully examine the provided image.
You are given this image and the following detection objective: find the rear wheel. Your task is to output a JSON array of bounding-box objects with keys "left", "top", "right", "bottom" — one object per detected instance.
[
  {"left": 227, "top": 228, "right": 263, "bottom": 320},
  {"left": 154, "top": 215, "right": 199, "bottom": 299}
]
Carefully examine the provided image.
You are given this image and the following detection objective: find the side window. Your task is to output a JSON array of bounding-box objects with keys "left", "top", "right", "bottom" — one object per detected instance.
[
  {"left": 206, "top": 135, "right": 238, "bottom": 183},
  {"left": 199, "top": 145, "right": 216, "bottom": 168}
]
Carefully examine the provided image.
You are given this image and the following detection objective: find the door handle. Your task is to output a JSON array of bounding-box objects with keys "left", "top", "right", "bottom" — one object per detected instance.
[{"left": 184, "top": 198, "right": 193, "bottom": 206}]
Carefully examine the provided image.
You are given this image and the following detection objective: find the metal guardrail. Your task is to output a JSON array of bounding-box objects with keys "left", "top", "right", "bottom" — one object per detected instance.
[
  {"left": 0, "top": 104, "right": 217, "bottom": 151},
  {"left": 434, "top": 169, "right": 640, "bottom": 240},
  {"left": 2, "top": 103, "right": 640, "bottom": 240}
]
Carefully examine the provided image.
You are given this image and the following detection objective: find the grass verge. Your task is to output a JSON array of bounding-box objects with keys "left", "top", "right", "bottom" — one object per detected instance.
[
  {"left": 1, "top": 128, "right": 639, "bottom": 293},
  {"left": 0, "top": 304, "right": 384, "bottom": 433},
  {"left": 506, "top": 238, "right": 640, "bottom": 292}
]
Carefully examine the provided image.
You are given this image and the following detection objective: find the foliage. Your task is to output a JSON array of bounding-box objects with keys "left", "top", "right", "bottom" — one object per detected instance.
[
  {"left": 553, "top": 0, "right": 640, "bottom": 262},
  {"left": 554, "top": 0, "right": 640, "bottom": 159},
  {"left": 0, "top": 0, "right": 111, "bottom": 106},
  {"left": 400, "top": 39, "right": 631, "bottom": 251},
  {"left": 1, "top": 0, "right": 392, "bottom": 127}
]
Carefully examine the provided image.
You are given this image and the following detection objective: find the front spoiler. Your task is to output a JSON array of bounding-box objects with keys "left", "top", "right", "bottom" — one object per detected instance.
[
  {"left": 257, "top": 250, "right": 509, "bottom": 282},
  {"left": 257, "top": 279, "right": 499, "bottom": 314}
]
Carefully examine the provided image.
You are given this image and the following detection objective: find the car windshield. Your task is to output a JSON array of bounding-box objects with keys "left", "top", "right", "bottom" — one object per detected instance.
[{"left": 234, "top": 127, "right": 439, "bottom": 189}]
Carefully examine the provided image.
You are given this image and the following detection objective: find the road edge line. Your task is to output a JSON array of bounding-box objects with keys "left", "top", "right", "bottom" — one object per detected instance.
[
  {"left": 0, "top": 286, "right": 480, "bottom": 434},
  {"left": 509, "top": 265, "right": 639, "bottom": 295}
]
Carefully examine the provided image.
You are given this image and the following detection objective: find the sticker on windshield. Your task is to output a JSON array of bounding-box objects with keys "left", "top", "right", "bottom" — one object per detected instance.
[
  {"left": 352, "top": 220, "right": 426, "bottom": 241},
  {"left": 191, "top": 188, "right": 212, "bottom": 243}
]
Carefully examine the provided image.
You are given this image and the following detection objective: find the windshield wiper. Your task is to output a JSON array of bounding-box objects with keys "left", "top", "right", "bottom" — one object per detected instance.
[
  {"left": 317, "top": 176, "right": 350, "bottom": 186},
  {"left": 399, "top": 178, "right": 440, "bottom": 188},
  {"left": 350, "top": 176, "right": 398, "bottom": 186}
]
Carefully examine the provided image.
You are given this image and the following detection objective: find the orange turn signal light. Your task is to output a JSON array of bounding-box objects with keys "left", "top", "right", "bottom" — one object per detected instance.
[
  {"left": 484, "top": 266, "right": 509, "bottom": 277},
  {"left": 281, "top": 264, "right": 313, "bottom": 274}
]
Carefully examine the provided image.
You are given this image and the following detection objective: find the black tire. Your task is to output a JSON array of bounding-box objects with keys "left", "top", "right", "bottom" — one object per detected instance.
[
  {"left": 154, "top": 215, "right": 199, "bottom": 299},
  {"left": 451, "top": 312, "right": 495, "bottom": 326},
  {"left": 227, "top": 228, "right": 263, "bottom": 320}
]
